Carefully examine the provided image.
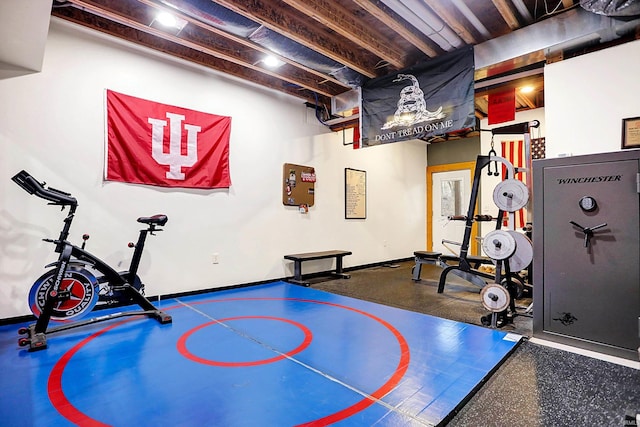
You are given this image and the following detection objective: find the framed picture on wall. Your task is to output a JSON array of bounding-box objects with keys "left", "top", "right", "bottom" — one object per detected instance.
[
  {"left": 345, "top": 168, "right": 366, "bottom": 219},
  {"left": 621, "top": 116, "right": 640, "bottom": 149}
]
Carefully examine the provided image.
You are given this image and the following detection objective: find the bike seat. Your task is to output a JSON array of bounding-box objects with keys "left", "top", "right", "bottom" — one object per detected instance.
[{"left": 137, "top": 214, "right": 168, "bottom": 226}]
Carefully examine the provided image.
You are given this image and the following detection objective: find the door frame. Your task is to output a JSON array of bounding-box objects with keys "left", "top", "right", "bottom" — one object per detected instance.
[{"left": 426, "top": 161, "right": 478, "bottom": 254}]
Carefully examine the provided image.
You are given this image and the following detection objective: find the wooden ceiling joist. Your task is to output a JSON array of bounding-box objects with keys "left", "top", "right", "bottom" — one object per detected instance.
[
  {"left": 351, "top": 0, "right": 440, "bottom": 57},
  {"left": 281, "top": 0, "right": 406, "bottom": 68},
  {"left": 423, "top": 0, "right": 478, "bottom": 45},
  {"left": 53, "top": 4, "right": 333, "bottom": 105},
  {"left": 49, "top": 0, "right": 589, "bottom": 118},
  {"left": 211, "top": 0, "right": 380, "bottom": 78},
  {"left": 491, "top": 0, "right": 521, "bottom": 29}
]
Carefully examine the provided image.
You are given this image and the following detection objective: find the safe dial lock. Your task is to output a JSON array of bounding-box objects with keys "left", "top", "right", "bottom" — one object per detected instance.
[{"left": 579, "top": 196, "right": 597, "bottom": 212}]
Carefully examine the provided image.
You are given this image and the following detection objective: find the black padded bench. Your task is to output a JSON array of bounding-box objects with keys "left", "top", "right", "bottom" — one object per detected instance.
[{"left": 284, "top": 250, "right": 352, "bottom": 286}]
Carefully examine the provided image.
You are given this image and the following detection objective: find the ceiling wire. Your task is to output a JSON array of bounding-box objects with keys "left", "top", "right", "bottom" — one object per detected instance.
[
  {"left": 545, "top": 0, "right": 567, "bottom": 16},
  {"left": 534, "top": 0, "right": 580, "bottom": 21},
  {"left": 373, "top": 60, "right": 392, "bottom": 69}
]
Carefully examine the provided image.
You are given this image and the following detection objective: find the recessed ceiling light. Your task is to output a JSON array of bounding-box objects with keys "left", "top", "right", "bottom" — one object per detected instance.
[
  {"left": 156, "top": 12, "right": 178, "bottom": 28},
  {"left": 150, "top": 11, "right": 187, "bottom": 34},
  {"left": 263, "top": 55, "right": 285, "bottom": 68},
  {"left": 520, "top": 85, "right": 534, "bottom": 94}
]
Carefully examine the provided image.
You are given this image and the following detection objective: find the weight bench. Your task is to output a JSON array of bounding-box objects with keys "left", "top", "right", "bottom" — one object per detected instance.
[
  {"left": 284, "top": 250, "right": 352, "bottom": 287},
  {"left": 438, "top": 254, "right": 495, "bottom": 293},
  {"left": 439, "top": 254, "right": 494, "bottom": 269},
  {"left": 412, "top": 251, "right": 442, "bottom": 281}
]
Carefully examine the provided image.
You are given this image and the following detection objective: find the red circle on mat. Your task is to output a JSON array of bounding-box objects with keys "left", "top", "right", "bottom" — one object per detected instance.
[
  {"left": 177, "top": 316, "right": 313, "bottom": 366},
  {"left": 47, "top": 297, "right": 410, "bottom": 427}
]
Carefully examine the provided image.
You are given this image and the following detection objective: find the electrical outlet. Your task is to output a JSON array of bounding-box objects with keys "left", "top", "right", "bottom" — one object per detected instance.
[{"left": 212, "top": 253, "right": 219, "bottom": 264}]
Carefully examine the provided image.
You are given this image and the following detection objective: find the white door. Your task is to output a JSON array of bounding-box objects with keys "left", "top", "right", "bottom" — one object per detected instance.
[{"left": 431, "top": 169, "right": 471, "bottom": 255}]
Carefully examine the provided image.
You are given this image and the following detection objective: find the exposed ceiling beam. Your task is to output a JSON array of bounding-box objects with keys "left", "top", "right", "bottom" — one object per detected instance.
[
  {"left": 136, "top": 0, "right": 350, "bottom": 92},
  {"left": 280, "top": 0, "right": 405, "bottom": 68},
  {"left": 54, "top": 3, "right": 334, "bottom": 104},
  {"left": 350, "top": 0, "right": 440, "bottom": 57},
  {"left": 50, "top": 0, "right": 609, "bottom": 120},
  {"left": 68, "top": 0, "right": 338, "bottom": 97},
  {"left": 211, "top": 0, "right": 378, "bottom": 78},
  {"left": 516, "top": 91, "right": 536, "bottom": 109},
  {"left": 491, "top": 0, "right": 520, "bottom": 29},
  {"left": 423, "top": 0, "right": 478, "bottom": 44},
  {"left": 475, "top": 96, "right": 489, "bottom": 119}
]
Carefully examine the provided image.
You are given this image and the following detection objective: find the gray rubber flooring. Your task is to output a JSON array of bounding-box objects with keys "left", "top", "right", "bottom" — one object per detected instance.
[{"left": 311, "top": 260, "right": 640, "bottom": 426}]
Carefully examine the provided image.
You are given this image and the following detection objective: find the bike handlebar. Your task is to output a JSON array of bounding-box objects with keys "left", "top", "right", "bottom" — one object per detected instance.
[{"left": 12, "top": 170, "right": 77, "bottom": 206}]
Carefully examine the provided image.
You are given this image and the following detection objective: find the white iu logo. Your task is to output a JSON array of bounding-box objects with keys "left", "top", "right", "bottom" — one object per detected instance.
[{"left": 148, "top": 112, "right": 201, "bottom": 180}]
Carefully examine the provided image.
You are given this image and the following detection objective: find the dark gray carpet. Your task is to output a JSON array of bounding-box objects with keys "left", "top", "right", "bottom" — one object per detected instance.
[{"left": 311, "top": 260, "right": 640, "bottom": 426}]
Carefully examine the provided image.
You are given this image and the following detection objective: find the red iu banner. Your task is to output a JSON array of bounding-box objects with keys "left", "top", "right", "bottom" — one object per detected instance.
[{"left": 105, "top": 90, "right": 231, "bottom": 188}]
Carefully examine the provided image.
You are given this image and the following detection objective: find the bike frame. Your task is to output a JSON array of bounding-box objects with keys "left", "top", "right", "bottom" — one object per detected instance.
[
  {"left": 12, "top": 170, "right": 172, "bottom": 351},
  {"left": 45, "top": 204, "right": 154, "bottom": 289},
  {"left": 34, "top": 223, "right": 159, "bottom": 334}
]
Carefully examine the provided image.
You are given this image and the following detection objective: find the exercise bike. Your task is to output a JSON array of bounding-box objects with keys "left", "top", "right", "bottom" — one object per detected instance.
[{"left": 11, "top": 170, "right": 172, "bottom": 351}]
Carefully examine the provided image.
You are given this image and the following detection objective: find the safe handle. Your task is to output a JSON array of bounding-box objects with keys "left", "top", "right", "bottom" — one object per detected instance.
[{"left": 570, "top": 221, "right": 608, "bottom": 247}]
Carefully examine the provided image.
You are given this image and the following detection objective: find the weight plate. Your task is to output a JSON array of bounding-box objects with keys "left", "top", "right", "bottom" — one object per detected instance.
[
  {"left": 501, "top": 275, "right": 525, "bottom": 300},
  {"left": 482, "top": 230, "right": 516, "bottom": 260},
  {"left": 505, "top": 231, "right": 533, "bottom": 272},
  {"left": 493, "top": 179, "right": 529, "bottom": 212},
  {"left": 481, "top": 284, "right": 510, "bottom": 312}
]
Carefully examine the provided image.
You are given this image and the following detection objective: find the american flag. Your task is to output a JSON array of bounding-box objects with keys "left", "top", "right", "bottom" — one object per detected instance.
[
  {"left": 531, "top": 137, "right": 546, "bottom": 160},
  {"left": 499, "top": 138, "right": 545, "bottom": 228},
  {"left": 501, "top": 140, "right": 526, "bottom": 229}
]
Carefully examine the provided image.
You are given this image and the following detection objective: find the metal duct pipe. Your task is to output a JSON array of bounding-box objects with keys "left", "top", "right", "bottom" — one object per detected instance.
[
  {"left": 380, "top": 0, "right": 463, "bottom": 51},
  {"left": 474, "top": 7, "right": 640, "bottom": 70},
  {"left": 451, "top": 0, "right": 491, "bottom": 38},
  {"left": 512, "top": 0, "right": 534, "bottom": 23}
]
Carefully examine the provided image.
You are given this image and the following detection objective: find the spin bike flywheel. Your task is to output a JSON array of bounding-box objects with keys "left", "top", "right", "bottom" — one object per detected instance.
[{"left": 28, "top": 266, "right": 99, "bottom": 321}]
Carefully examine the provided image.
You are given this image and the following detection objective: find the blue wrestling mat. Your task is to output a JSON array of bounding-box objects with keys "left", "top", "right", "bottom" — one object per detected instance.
[{"left": 0, "top": 281, "right": 521, "bottom": 426}]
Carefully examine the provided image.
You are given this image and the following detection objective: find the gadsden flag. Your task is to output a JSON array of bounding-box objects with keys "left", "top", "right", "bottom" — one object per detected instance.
[{"left": 360, "top": 47, "right": 474, "bottom": 147}]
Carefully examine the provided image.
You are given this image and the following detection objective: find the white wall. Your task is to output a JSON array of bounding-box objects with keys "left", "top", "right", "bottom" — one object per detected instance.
[
  {"left": 0, "top": 19, "right": 427, "bottom": 319},
  {"left": 545, "top": 39, "right": 640, "bottom": 157}
]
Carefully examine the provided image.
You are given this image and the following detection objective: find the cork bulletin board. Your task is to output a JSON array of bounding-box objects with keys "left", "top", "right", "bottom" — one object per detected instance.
[{"left": 283, "top": 163, "right": 315, "bottom": 207}]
